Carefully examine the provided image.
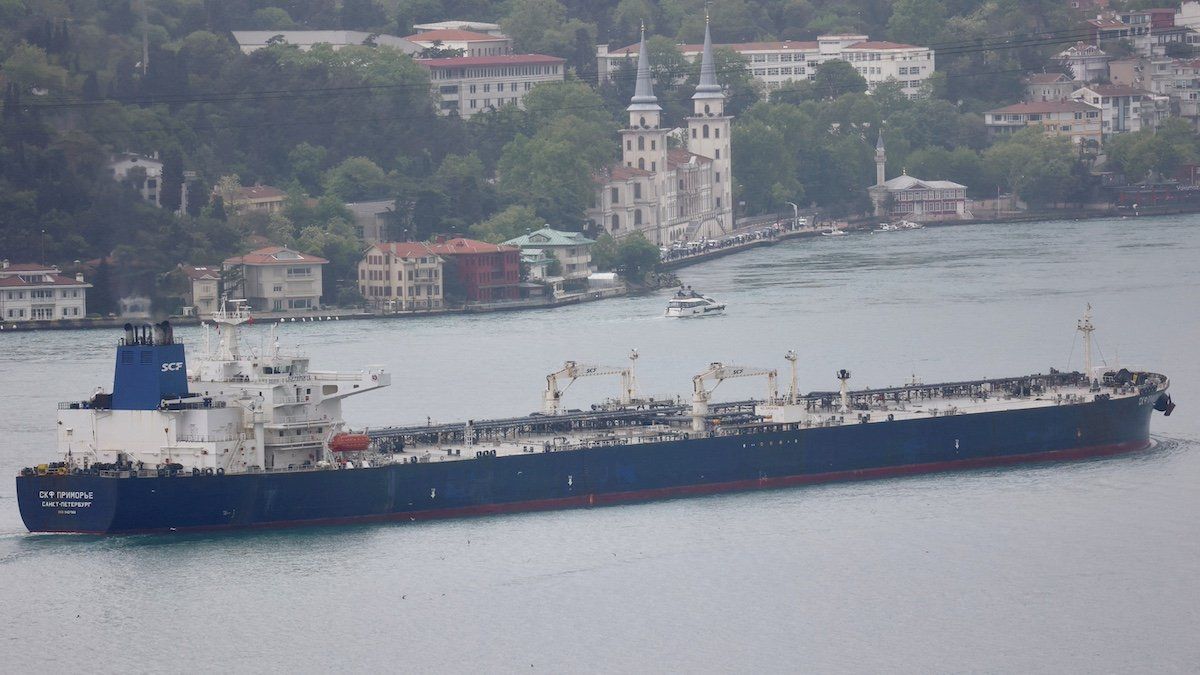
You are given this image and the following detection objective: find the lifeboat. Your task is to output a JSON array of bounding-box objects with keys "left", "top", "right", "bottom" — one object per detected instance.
[{"left": 329, "top": 433, "right": 371, "bottom": 453}]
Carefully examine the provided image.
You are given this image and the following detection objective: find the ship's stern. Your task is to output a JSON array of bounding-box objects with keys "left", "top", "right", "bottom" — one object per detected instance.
[{"left": 16, "top": 473, "right": 119, "bottom": 534}]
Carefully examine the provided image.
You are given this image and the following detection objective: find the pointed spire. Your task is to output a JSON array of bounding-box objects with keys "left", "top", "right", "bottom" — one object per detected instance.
[
  {"left": 628, "top": 23, "right": 661, "bottom": 112},
  {"left": 693, "top": 11, "right": 722, "bottom": 101},
  {"left": 876, "top": 129, "right": 885, "bottom": 151}
]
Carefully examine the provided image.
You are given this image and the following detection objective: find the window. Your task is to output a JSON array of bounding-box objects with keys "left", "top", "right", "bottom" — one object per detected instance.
[
  {"left": 611, "top": 214, "right": 620, "bottom": 230},
  {"left": 638, "top": 136, "right": 644, "bottom": 150},
  {"left": 287, "top": 266, "right": 311, "bottom": 277},
  {"left": 715, "top": 149, "right": 720, "bottom": 159},
  {"left": 703, "top": 124, "right": 710, "bottom": 138},
  {"left": 611, "top": 187, "right": 619, "bottom": 204},
  {"left": 638, "top": 158, "right": 645, "bottom": 169},
  {"left": 634, "top": 183, "right": 642, "bottom": 199},
  {"left": 626, "top": 140, "right": 632, "bottom": 150},
  {"left": 716, "top": 172, "right": 721, "bottom": 183},
  {"left": 634, "top": 209, "right": 642, "bottom": 225},
  {"left": 715, "top": 128, "right": 720, "bottom": 138}
]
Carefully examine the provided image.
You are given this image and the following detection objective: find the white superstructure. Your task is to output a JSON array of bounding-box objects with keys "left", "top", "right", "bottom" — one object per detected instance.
[{"left": 55, "top": 303, "right": 389, "bottom": 475}]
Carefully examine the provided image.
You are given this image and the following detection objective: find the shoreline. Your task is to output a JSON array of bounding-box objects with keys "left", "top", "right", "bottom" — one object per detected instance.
[{"left": 4, "top": 207, "right": 1190, "bottom": 334}]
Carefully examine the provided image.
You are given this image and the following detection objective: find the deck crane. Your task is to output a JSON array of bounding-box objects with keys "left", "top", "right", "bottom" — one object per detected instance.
[
  {"left": 692, "top": 362, "right": 778, "bottom": 432},
  {"left": 542, "top": 350, "right": 639, "bottom": 415}
]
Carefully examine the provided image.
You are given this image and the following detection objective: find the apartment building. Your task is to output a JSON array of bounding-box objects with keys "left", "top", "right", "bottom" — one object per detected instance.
[
  {"left": 0, "top": 262, "right": 90, "bottom": 321},
  {"left": 222, "top": 246, "right": 327, "bottom": 312},
  {"left": 1072, "top": 84, "right": 1157, "bottom": 135},
  {"left": 357, "top": 242, "right": 444, "bottom": 311},
  {"left": 231, "top": 31, "right": 420, "bottom": 54},
  {"left": 984, "top": 100, "right": 1103, "bottom": 145},
  {"left": 404, "top": 28, "right": 511, "bottom": 56},
  {"left": 420, "top": 54, "right": 565, "bottom": 117},
  {"left": 599, "top": 33, "right": 935, "bottom": 98}
]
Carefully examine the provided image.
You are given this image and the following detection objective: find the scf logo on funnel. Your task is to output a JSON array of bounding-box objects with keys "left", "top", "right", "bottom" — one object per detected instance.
[{"left": 161, "top": 361, "right": 185, "bottom": 372}]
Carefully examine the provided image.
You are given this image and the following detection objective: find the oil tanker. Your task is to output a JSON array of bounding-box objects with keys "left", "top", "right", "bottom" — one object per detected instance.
[{"left": 16, "top": 304, "right": 1174, "bottom": 534}]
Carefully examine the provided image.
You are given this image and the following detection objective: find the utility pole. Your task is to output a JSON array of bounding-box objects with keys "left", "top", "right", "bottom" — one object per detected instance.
[
  {"left": 786, "top": 201, "right": 799, "bottom": 230},
  {"left": 141, "top": 0, "right": 149, "bottom": 76}
]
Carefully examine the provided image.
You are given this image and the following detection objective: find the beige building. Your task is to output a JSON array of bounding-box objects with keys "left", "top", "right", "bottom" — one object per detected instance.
[
  {"left": 178, "top": 265, "right": 221, "bottom": 317},
  {"left": 231, "top": 31, "right": 420, "bottom": 54},
  {"left": 985, "top": 100, "right": 1102, "bottom": 145},
  {"left": 412, "top": 21, "right": 504, "bottom": 37},
  {"left": 600, "top": 33, "right": 936, "bottom": 99},
  {"left": 405, "top": 28, "right": 511, "bottom": 56},
  {"left": 223, "top": 246, "right": 327, "bottom": 312},
  {"left": 1072, "top": 84, "right": 1159, "bottom": 136},
  {"left": 358, "top": 242, "right": 444, "bottom": 310},
  {"left": 1025, "top": 73, "right": 1081, "bottom": 102},
  {"left": 588, "top": 23, "right": 732, "bottom": 245},
  {"left": 225, "top": 185, "right": 287, "bottom": 214},
  {"left": 420, "top": 54, "right": 565, "bottom": 117},
  {"left": 345, "top": 200, "right": 395, "bottom": 244},
  {"left": 0, "top": 262, "right": 90, "bottom": 321}
]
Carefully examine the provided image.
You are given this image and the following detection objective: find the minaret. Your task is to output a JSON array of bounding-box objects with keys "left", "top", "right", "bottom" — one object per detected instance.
[
  {"left": 687, "top": 14, "right": 733, "bottom": 224},
  {"left": 874, "top": 130, "right": 886, "bottom": 186},
  {"left": 621, "top": 24, "right": 668, "bottom": 176}
]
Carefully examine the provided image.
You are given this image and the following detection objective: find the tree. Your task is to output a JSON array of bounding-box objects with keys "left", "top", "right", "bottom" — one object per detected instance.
[
  {"left": 288, "top": 143, "right": 328, "bottom": 194},
  {"left": 1105, "top": 119, "right": 1199, "bottom": 181},
  {"left": 983, "top": 127, "right": 1077, "bottom": 207},
  {"left": 590, "top": 234, "right": 619, "bottom": 271},
  {"left": 615, "top": 232, "right": 660, "bottom": 281},
  {"left": 341, "top": 0, "right": 387, "bottom": 30},
  {"left": 732, "top": 119, "right": 802, "bottom": 215},
  {"left": 888, "top": 0, "right": 948, "bottom": 45},
  {"left": 810, "top": 60, "right": 869, "bottom": 100},
  {"left": 321, "top": 157, "right": 394, "bottom": 201},
  {"left": 470, "top": 204, "right": 541, "bottom": 243},
  {"left": 501, "top": 0, "right": 596, "bottom": 59}
]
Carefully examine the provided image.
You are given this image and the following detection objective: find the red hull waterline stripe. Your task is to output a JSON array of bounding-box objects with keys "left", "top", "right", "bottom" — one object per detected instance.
[{"left": 54, "top": 439, "right": 1150, "bottom": 535}]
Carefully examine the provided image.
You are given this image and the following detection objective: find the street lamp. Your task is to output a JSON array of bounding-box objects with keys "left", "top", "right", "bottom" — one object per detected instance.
[{"left": 786, "top": 202, "right": 799, "bottom": 230}]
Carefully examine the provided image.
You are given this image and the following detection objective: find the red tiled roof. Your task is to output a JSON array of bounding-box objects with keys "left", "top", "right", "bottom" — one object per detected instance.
[
  {"left": 611, "top": 38, "right": 922, "bottom": 55},
  {"left": 667, "top": 149, "right": 712, "bottom": 169},
  {"left": 418, "top": 54, "right": 564, "bottom": 68},
  {"left": 179, "top": 265, "right": 220, "bottom": 280},
  {"left": 0, "top": 263, "right": 57, "bottom": 272},
  {"left": 610, "top": 41, "right": 817, "bottom": 55},
  {"left": 1026, "top": 73, "right": 1070, "bottom": 84},
  {"left": 429, "top": 237, "right": 518, "bottom": 255},
  {"left": 603, "top": 165, "right": 653, "bottom": 181},
  {"left": 846, "top": 40, "right": 922, "bottom": 50},
  {"left": 1081, "top": 84, "right": 1150, "bottom": 96},
  {"left": 223, "top": 246, "right": 328, "bottom": 266},
  {"left": 375, "top": 242, "right": 441, "bottom": 259},
  {"left": 404, "top": 29, "right": 505, "bottom": 42},
  {"left": 988, "top": 100, "right": 1098, "bottom": 113},
  {"left": 0, "top": 273, "right": 90, "bottom": 288}
]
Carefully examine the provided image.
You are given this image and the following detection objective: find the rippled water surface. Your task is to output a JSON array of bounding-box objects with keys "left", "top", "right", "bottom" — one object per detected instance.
[{"left": 2, "top": 217, "right": 1198, "bottom": 672}]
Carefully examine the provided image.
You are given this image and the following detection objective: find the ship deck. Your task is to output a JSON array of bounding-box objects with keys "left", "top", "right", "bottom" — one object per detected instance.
[{"left": 364, "top": 371, "right": 1165, "bottom": 465}]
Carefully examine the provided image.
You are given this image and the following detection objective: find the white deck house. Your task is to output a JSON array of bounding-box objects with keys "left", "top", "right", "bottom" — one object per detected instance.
[{"left": 0, "top": 262, "right": 90, "bottom": 321}]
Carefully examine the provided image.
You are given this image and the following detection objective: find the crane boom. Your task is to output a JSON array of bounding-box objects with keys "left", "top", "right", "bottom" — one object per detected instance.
[
  {"left": 691, "top": 362, "right": 778, "bottom": 432},
  {"left": 542, "top": 350, "right": 639, "bottom": 414}
]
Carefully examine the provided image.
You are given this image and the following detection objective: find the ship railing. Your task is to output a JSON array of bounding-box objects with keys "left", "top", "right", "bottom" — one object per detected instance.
[{"left": 176, "top": 434, "right": 239, "bottom": 443}]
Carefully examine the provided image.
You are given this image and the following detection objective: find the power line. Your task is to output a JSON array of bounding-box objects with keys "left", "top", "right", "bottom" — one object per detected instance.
[{"left": 11, "top": 24, "right": 1114, "bottom": 113}]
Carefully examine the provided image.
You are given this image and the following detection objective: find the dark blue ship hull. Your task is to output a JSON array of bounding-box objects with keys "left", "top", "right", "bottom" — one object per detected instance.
[{"left": 17, "top": 392, "right": 1160, "bottom": 534}]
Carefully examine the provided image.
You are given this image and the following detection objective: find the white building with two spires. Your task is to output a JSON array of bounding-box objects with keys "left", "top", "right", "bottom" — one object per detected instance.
[{"left": 587, "top": 20, "right": 733, "bottom": 245}]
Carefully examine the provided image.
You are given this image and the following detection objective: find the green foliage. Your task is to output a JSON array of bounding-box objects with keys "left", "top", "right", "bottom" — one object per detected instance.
[
  {"left": 502, "top": 0, "right": 597, "bottom": 62},
  {"left": 1104, "top": 119, "right": 1200, "bottom": 181},
  {"left": 982, "top": 127, "right": 1080, "bottom": 206},
  {"left": 322, "top": 157, "right": 394, "bottom": 202},
  {"left": 614, "top": 232, "right": 661, "bottom": 280},
  {"left": 590, "top": 233, "right": 620, "bottom": 271},
  {"left": 470, "top": 205, "right": 542, "bottom": 243}
]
